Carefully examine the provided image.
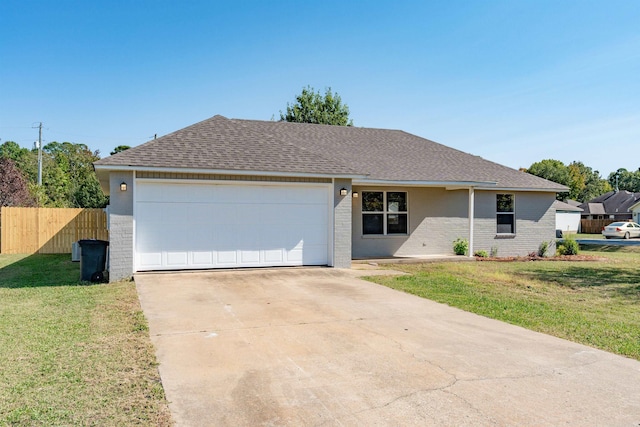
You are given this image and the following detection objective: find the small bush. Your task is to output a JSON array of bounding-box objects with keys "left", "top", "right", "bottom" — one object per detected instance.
[
  {"left": 474, "top": 250, "right": 488, "bottom": 258},
  {"left": 557, "top": 235, "right": 579, "bottom": 256},
  {"left": 537, "top": 240, "right": 552, "bottom": 257},
  {"left": 453, "top": 238, "right": 468, "bottom": 256},
  {"left": 490, "top": 246, "right": 498, "bottom": 257}
]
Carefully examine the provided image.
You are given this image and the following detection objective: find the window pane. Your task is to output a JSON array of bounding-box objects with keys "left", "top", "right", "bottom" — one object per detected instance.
[
  {"left": 497, "top": 214, "right": 514, "bottom": 233},
  {"left": 363, "top": 214, "right": 384, "bottom": 234},
  {"left": 387, "top": 214, "right": 407, "bottom": 234},
  {"left": 497, "top": 194, "right": 514, "bottom": 213},
  {"left": 362, "top": 192, "right": 384, "bottom": 212},
  {"left": 387, "top": 192, "right": 407, "bottom": 212}
]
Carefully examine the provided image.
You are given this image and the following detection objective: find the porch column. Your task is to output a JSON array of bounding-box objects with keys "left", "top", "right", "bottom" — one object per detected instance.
[{"left": 468, "top": 187, "right": 474, "bottom": 257}]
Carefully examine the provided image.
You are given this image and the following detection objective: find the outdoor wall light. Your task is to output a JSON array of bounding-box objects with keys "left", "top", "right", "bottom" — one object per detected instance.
[
  {"left": 339, "top": 188, "right": 348, "bottom": 196},
  {"left": 120, "top": 182, "right": 127, "bottom": 192},
  {"left": 352, "top": 191, "right": 359, "bottom": 198}
]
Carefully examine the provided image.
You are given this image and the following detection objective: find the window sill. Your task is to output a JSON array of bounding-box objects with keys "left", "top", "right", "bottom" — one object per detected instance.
[
  {"left": 361, "top": 234, "right": 409, "bottom": 239},
  {"left": 495, "top": 233, "right": 516, "bottom": 239}
]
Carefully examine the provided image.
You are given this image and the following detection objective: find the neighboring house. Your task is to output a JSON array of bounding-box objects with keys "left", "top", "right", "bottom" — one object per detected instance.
[
  {"left": 553, "top": 200, "right": 583, "bottom": 234},
  {"left": 630, "top": 200, "right": 640, "bottom": 224},
  {"left": 94, "top": 115, "right": 567, "bottom": 281},
  {"left": 578, "top": 190, "right": 640, "bottom": 220}
]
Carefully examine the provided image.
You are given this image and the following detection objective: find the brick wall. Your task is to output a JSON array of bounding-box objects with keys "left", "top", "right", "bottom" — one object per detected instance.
[
  {"left": 333, "top": 179, "right": 352, "bottom": 268},
  {"left": 108, "top": 171, "right": 134, "bottom": 281}
]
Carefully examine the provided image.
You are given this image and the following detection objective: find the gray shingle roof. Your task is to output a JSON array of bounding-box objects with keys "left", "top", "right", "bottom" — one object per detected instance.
[
  {"left": 553, "top": 200, "right": 583, "bottom": 212},
  {"left": 579, "top": 190, "right": 640, "bottom": 214},
  {"left": 95, "top": 115, "right": 567, "bottom": 191}
]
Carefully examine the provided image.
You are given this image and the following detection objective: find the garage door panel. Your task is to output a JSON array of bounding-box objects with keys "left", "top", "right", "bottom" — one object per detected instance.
[
  {"left": 136, "top": 182, "right": 329, "bottom": 271},
  {"left": 216, "top": 250, "right": 237, "bottom": 264},
  {"left": 166, "top": 252, "right": 188, "bottom": 266},
  {"left": 192, "top": 251, "right": 213, "bottom": 265}
]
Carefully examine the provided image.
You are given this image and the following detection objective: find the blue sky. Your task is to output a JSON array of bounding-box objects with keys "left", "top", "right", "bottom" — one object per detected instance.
[{"left": 1, "top": 0, "right": 638, "bottom": 178}]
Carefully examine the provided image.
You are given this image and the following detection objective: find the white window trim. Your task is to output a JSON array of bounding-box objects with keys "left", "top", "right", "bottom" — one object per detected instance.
[
  {"left": 362, "top": 191, "right": 409, "bottom": 236},
  {"left": 496, "top": 193, "right": 516, "bottom": 235}
]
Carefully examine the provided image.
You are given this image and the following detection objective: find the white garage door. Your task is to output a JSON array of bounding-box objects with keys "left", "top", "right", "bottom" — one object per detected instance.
[{"left": 135, "top": 181, "right": 331, "bottom": 271}]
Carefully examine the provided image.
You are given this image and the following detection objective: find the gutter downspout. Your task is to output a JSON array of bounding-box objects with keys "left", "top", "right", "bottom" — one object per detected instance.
[{"left": 468, "top": 187, "right": 475, "bottom": 257}]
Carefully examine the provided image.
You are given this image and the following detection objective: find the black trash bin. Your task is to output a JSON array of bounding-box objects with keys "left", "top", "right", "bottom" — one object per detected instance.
[{"left": 78, "top": 239, "right": 109, "bottom": 282}]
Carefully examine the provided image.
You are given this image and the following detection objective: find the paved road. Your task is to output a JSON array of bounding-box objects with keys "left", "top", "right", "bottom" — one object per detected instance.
[
  {"left": 575, "top": 238, "right": 640, "bottom": 246},
  {"left": 136, "top": 268, "right": 640, "bottom": 426}
]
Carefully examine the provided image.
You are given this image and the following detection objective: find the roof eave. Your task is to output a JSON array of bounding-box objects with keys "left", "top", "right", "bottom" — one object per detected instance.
[{"left": 93, "top": 164, "right": 367, "bottom": 180}]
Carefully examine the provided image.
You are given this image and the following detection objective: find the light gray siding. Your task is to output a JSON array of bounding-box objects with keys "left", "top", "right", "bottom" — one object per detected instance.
[
  {"left": 352, "top": 187, "right": 468, "bottom": 258},
  {"left": 108, "top": 171, "right": 134, "bottom": 282},
  {"left": 333, "top": 179, "right": 352, "bottom": 268},
  {"left": 352, "top": 186, "right": 556, "bottom": 258},
  {"left": 473, "top": 191, "right": 556, "bottom": 257}
]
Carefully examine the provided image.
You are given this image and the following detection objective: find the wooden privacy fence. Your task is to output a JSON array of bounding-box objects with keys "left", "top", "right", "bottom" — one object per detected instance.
[
  {"left": 580, "top": 219, "right": 617, "bottom": 234},
  {"left": 0, "top": 207, "right": 108, "bottom": 254}
]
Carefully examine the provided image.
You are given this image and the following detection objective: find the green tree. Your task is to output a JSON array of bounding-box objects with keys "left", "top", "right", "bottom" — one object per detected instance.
[
  {"left": 43, "top": 142, "right": 108, "bottom": 208},
  {"left": 526, "top": 159, "right": 570, "bottom": 200},
  {"left": 279, "top": 86, "right": 353, "bottom": 126},
  {"left": 0, "top": 141, "right": 37, "bottom": 180},
  {"left": 567, "top": 162, "right": 612, "bottom": 201},
  {"left": 608, "top": 168, "right": 640, "bottom": 192},
  {"left": 526, "top": 159, "right": 611, "bottom": 202},
  {"left": 110, "top": 145, "right": 131, "bottom": 155},
  {"left": 0, "top": 157, "right": 35, "bottom": 207}
]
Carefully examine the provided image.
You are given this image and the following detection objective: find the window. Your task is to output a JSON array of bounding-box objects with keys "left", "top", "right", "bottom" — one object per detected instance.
[
  {"left": 496, "top": 194, "right": 515, "bottom": 234},
  {"left": 362, "top": 191, "right": 408, "bottom": 235}
]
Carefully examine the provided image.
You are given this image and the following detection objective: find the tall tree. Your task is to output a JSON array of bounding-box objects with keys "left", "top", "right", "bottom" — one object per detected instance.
[
  {"left": 43, "top": 141, "right": 108, "bottom": 208},
  {"left": 567, "top": 161, "right": 612, "bottom": 201},
  {"left": 279, "top": 86, "right": 353, "bottom": 126},
  {"left": 526, "top": 159, "right": 611, "bottom": 202},
  {"left": 526, "top": 159, "right": 571, "bottom": 200},
  {"left": 0, "top": 158, "right": 35, "bottom": 207},
  {"left": 608, "top": 168, "right": 640, "bottom": 192},
  {"left": 110, "top": 145, "right": 131, "bottom": 155}
]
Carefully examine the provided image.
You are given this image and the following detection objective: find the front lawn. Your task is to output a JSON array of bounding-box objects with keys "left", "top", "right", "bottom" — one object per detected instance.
[
  {"left": 0, "top": 254, "right": 172, "bottom": 426},
  {"left": 367, "top": 246, "right": 640, "bottom": 361}
]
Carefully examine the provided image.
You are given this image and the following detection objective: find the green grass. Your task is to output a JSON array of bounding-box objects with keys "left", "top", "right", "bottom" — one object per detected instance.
[
  {"left": 575, "top": 233, "right": 605, "bottom": 239},
  {"left": 0, "top": 254, "right": 172, "bottom": 426},
  {"left": 367, "top": 246, "right": 640, "bottom": 360}
]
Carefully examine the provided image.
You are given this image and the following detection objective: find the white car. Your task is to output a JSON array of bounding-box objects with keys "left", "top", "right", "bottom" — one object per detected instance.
[{"left": 602, "top": 222, "right": 640, "bottom": 239}]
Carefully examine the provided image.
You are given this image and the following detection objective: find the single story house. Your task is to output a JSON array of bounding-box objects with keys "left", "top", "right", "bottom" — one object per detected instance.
[
  {"left": 630, "top": 200, "right": 640, "bottom": 224},
  {"left": 553, "top": 200, "right": 583, "bottom": 234},
  {"left": 579, "top": 190, "right": 640, "bottom": 220},
  {"left": 95, "top": 115, "right": 567, "bottom": 281}
]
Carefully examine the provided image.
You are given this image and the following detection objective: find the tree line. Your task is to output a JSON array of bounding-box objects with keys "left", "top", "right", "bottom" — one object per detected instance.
[
  {"left": 0, "top": 140, "right": 109, "bottom": 208},
  {"left": 1, "top": 87, "right": 635, "bottom": 208},
  {"left": 523, "top": 159, "right": 640, "bottom": 202}
]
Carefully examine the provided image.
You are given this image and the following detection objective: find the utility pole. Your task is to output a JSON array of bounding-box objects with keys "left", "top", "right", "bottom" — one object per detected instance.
[{"left": 37, "top": 122, "right": 43, "bottom": 186}]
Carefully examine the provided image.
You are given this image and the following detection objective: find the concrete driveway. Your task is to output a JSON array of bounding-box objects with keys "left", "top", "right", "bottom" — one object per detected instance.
[{"left": 135, "top": 268, "right": 640, "bottom": 426}]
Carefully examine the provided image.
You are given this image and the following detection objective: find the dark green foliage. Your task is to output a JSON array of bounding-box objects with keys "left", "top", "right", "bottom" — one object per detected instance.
[
  {"left": 110, "top": 145, "right": 131, "bottom": 156},
  {"left": 0, "top": 140, "right": 108, "bottom": 208},
  {"left": 526, "top": 159, "right": 612, "bottom": 202},
  {"left": 608, "top": 168, "right": 640, "bottom": 192},
  {"left": 279, "top": 86, "right": 353, "bottom": 126}
]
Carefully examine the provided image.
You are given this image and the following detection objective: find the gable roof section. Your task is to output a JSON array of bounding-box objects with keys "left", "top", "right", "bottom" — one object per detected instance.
[
  {"left": 579, "top": 190, "right": 640, "bottom": 214},
  {"left": 95, "top": 115, "right": 567, "bottom": 191},
  {"left": 553, "top": 200, "right": 583, "bottom": 212}
]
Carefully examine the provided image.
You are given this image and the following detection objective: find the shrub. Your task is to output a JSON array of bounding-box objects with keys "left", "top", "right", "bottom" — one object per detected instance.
[
  {"left": 474, "top": 250, "right": 488, "bottom": 258},
  {"left": 537, "top": 240, "right": 552, "bottom": 257},
  {"left": 556, "top": 235, "right": 579, "bottom": 256},
  {"left": 453, "top": 238, "right": 468, "bottom": 256},
  {"left": 490, "top": 246, "right": 498, "bottom": 257}
]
